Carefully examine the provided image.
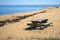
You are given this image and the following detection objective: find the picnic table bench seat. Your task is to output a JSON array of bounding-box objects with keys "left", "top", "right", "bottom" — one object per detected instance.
[
  {"left": 40, "top": 22, "right": 52, "bottom": 26},
  {"left": 27, "top": 22, "right": 32, "bottom": 26}
]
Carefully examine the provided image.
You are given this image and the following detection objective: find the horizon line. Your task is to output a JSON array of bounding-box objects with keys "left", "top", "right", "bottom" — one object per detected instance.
[{"left": 0, "top": 4, "right": 60, "bottom": 5}]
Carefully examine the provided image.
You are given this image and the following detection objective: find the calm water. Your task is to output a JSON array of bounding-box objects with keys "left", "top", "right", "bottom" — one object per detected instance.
[{"left": 0, "top": 5, "right": 59, "bottom": 15}]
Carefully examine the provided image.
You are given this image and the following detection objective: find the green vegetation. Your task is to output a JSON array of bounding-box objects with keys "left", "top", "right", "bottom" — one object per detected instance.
[{"left": 23, "top": 37, "right": 60, "bottom": 40}]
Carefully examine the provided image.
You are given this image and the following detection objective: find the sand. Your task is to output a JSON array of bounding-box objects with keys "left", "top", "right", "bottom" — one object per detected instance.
[{"left": 0, "top": 7, "right": 60, "bottom": 40}]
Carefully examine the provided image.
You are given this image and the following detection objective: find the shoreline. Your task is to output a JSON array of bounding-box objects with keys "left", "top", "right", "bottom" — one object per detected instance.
[{"left": 0, "top": 6, "right": 58, "bottom": 16}]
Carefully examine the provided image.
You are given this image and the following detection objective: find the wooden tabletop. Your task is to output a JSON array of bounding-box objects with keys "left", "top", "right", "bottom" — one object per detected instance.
[{"left": 31, "top": 18, "right": 48, "bottom": 23}]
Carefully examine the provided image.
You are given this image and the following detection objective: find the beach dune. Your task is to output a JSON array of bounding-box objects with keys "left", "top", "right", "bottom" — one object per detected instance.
[{"left": 0, "top": 7, "right": 60, "bottom": 40}]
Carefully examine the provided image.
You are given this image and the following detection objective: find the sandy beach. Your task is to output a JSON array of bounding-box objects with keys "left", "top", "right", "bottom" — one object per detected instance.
[{"left": 0, "top": 7, "right": 60, "bottom": 40}]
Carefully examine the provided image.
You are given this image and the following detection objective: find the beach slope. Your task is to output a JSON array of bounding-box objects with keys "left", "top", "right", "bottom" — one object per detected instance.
[{"left": 0, "top": 7, "right": 60, "bottom": 40}]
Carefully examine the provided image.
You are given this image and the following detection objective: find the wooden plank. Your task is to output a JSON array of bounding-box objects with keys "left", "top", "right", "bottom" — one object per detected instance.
[
  {"left": 40, "top": 22, "right": 52, "bottom": 26},
  {"left": 31, "top": 18, "right": 48, "bottom": 23},
  {"left": 27, "top": 23, "right": 32, "bottom": 26}
]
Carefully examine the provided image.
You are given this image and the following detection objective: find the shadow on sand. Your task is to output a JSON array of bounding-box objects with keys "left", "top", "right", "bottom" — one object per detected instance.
[{"left": 25, "top": 25, "right": 51, "bottom": 30}]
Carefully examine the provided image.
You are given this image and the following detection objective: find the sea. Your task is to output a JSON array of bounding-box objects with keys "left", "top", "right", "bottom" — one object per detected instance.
[{"left": 0, "top": 5, "right": 60, "bottom": 15}]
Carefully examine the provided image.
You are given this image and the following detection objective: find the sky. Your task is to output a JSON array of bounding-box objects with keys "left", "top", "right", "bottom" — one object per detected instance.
[{"left": 0, "top": 0, "right": 60, "bottom": 5}]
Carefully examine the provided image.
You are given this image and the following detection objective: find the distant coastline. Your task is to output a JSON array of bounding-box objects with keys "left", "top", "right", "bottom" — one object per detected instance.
[{"left": 0, "top": 5, "right": 60, "bottom": 15}]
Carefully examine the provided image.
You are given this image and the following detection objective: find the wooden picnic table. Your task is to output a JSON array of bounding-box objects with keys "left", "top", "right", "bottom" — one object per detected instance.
[
  {"left": 31, "top": 18, "right": 48, "bottom": 28},
  {"left": 27, "top": 18, "right": 52, "bottom": 29}
]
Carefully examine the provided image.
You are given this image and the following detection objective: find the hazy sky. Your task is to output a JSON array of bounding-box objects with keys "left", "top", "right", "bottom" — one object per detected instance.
[{"left": 0, "top": 0, "right": 60, "bottom": 5}]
